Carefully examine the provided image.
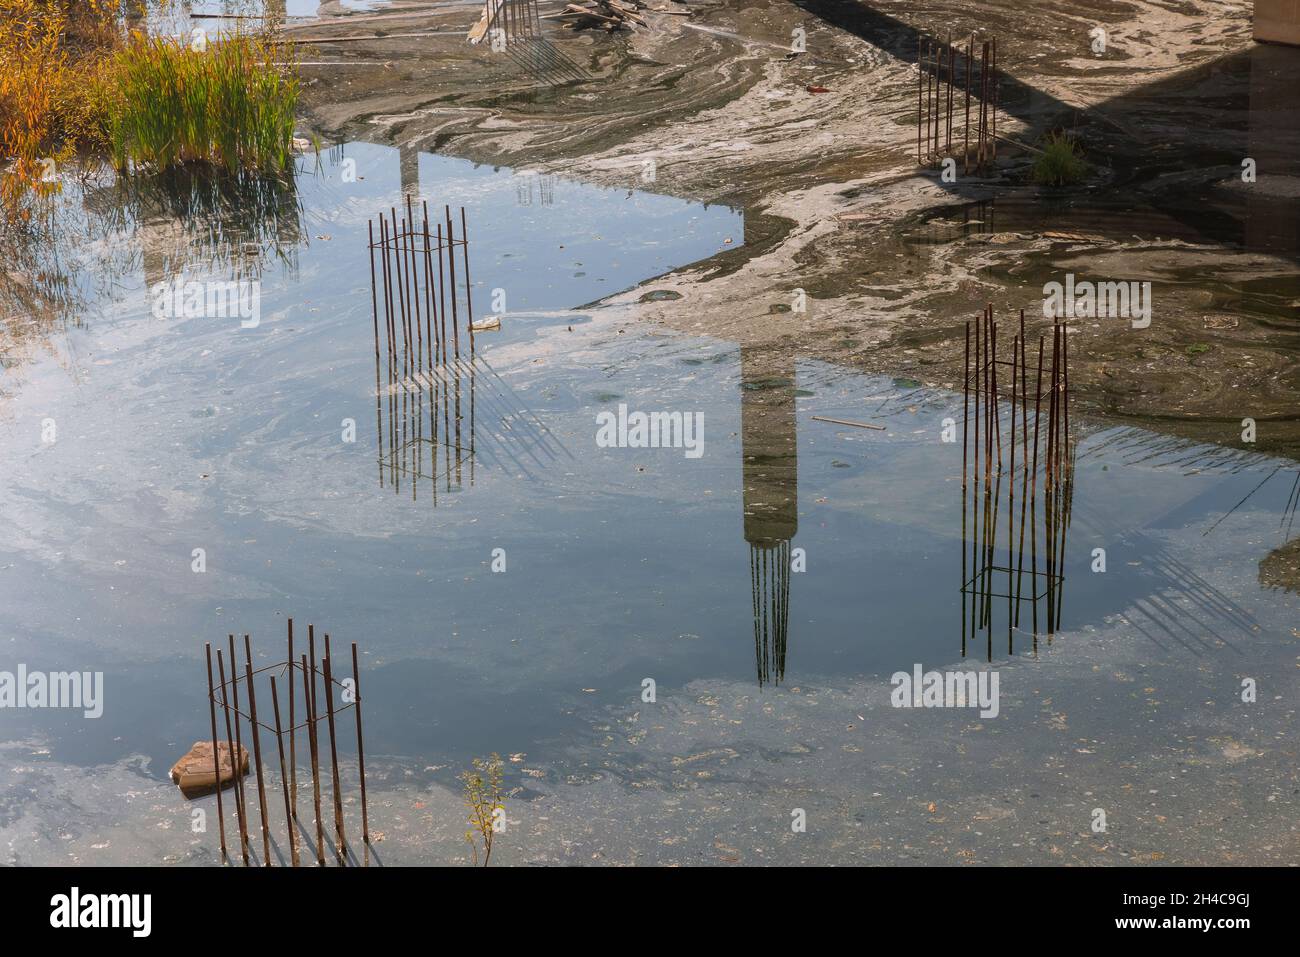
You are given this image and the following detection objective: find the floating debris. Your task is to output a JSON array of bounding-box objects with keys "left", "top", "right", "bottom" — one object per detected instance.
[
  {"left": 811, "top": 415, "right": 886, "bottom": 431},
  {"left": 170, "top": 740, "right": 247, "bottom": 798},
  {"left": 549, "top": 0, "right": 648, "bottom": 33}
]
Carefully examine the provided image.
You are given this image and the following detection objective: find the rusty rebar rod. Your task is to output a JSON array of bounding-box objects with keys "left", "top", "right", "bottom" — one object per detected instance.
[
  {"left": 920, "top": 36, "right": 930, "bottom": 161},
  {"left": 437, "top": 221, "right": 448, "bottom": 363},
  {"left": 405, "top": 196, "right": 424, "bottom": 379},
  {"left": 204, "top": 644, "right": 227, "bottom": 860},
  {"left": 287, "top": 619, "right": 296, "bottom": 820},
  {"left": 962, "top": 320, "right": 970, "bottom": 490},
  {"left": 269, "top": 675, "right": 298, "bottom": 867},
  {"left": 462, "top": 206, "right": 475, "bottom": 354},
  {"left": 351, "top": 643, "right": 370, "bottom": 843},
  {"left": 446, "top": 205, "right": 461, "bottom": 361},
  {"left": 307, "top": 624, "right": 318, "bottom": 719},
  {"left": 422, "top": 201, "right": 437, "bottom": 370},
  {"left": 242, "top": 650, "right": 271, "bottom": 865},
  {"left": 964, "top": 34, "right": 972, "bottom": 173},
  {"left": 946, "top": 39, "right": 954, "bottom": 152},
  {"left": 1030, "top": 336, "right": 1044, "bottom": 637},
  {"left": 225, "top": 635, "right": 250, "bottom": 860},
  {"left": 321, "top": 655, "right": 345, "bottom": 858},
  {"left": 302, "top": 653, "right": 325, "bottom": 866},
  {"left": 216, "top": 648, "right": 248, "bottom": 865},
  {"left": 991, "top": 37, "right": 998, "bottom": 165}
]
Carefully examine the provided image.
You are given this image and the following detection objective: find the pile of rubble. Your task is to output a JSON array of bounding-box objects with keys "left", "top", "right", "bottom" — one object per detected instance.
[{"left": 545, "top": 1, "right": 655, "bottom": 32}]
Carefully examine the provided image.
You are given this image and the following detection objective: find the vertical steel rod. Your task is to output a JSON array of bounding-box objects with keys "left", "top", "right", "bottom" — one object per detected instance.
[
  {"left": 225, "top": 635, "right": 249, "bottom": 861},
  {"left": 461, "top": 206, "right": 475, "bottom": 355},
  {"left": 270, "top": 676, "right": 298, "bottom": 867},
  {"left": 964, "top": 34, "right": 972, "bottom": 173},
  {"left": 445, "top": 206, "right": 461, "bottom": 361},
  {"left": 351, "top": 642, "right": 370, "bottom": 843},
  {"left": 287, "top": 619, "right": 296, "bottom": 819},
  {"left": 243, "top": 650, "right": 271, "bottom": 865},
  {"left": 204, "top": 644, "right": 227, "bottom": 860},
  {"left": 322, "top": 652, "right": 347, "bottom": 854},
  {"left": 302, "top": 653, "right": 325, "bottom": 866},
  {"left": 216, "top": 649, "right": 248, "bottom": 865}
]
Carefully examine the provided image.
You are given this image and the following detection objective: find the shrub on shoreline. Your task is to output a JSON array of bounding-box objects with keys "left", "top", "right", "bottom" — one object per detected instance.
[{"left": 1, "top": 0, "right": 297, "bottom": 207}]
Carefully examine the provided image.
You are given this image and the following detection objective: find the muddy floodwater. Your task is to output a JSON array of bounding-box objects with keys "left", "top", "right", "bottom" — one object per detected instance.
[{"left": 2, "top": 0, "right": 1299, "bottom": 868}]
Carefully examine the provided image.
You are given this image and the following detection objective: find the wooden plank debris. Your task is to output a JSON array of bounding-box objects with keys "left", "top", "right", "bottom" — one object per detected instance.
[
  {"left": 811, "top": 415, "right": 887, "bottom": 431},
  {"left": 544, "top": 0, "right": 653, "bottom": 31}
]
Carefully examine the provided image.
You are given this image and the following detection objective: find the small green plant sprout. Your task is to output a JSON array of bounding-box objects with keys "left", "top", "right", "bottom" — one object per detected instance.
[
  {"left": 460, "top": 753, "right": 505, "bottom": 866},
  {"left": 1031, "top": 131, "right": 1088, "bottom": 186}
]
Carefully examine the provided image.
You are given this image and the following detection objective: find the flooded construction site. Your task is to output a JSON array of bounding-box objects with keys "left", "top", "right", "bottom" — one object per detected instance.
[{"left": 1, "top": 0, "right": 1297, "bottom": 870}]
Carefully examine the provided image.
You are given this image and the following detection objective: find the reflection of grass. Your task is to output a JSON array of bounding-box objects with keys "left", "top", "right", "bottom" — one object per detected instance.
[
  {"left": 107, "top": 34, "right": 299, "bottom": 173},
  {"left": 1, "top": 160, "right": 303, "bottom": 356},
  {"left": 1031, "top": 132, "right": 1088, "bottom": 186}
]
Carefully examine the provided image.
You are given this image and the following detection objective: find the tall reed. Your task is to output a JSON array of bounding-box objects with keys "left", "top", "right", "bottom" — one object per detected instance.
[
  {"left": 0, "top": 0, "right": 76, "bottom": 204},
  {"left": 106, "top": 32, "right": 299, "bottom": 173},
  {"left": 1, "top": 1, "right": 298, "bottom": 210},
  {"left": 1031, "top": 131, "right": 1089, "bottom": 187}
]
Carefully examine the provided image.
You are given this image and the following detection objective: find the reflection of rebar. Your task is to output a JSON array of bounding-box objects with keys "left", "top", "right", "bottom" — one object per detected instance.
[
  {"left": 960, "top": 306, "right": 1072, "bottom": 660},
  {"left": 751, "top": 542, "right": 790, "bottom": 687},
  {"left": 481, "top": 0, "right": 587, "bottom": 85}
]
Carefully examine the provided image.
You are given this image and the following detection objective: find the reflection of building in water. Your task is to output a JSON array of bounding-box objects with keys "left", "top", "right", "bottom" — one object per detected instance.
[
  {"left": 515, "top": 171, "right": 555, "bottom": 207},
  {"left": 960, "top": 309, "right": 1074, "bottom": 661},
  {"left": 740, "top": 348, "right": 799, "bottom": 686},
  {"left": 400, "top": 144, "right": 420, "bottom": 197}
]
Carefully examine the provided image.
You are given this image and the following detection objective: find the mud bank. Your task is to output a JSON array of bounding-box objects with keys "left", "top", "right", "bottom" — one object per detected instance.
[{"left": 292, "top": 0, "right": 1299, "bottom": 457}]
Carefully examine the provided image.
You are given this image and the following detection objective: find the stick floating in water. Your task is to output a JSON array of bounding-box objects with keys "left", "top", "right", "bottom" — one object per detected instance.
[{"left": 811, "top": 415, "right": 886, "bottom": 431}]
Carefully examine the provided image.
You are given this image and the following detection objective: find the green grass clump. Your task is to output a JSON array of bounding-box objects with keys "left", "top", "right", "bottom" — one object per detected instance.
[
  {"left": 106, "top": 32, "right": 298, "bottom": 173},
  {"left": 1031, "top": 131, "right": 1088, "bottom": 186}
]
